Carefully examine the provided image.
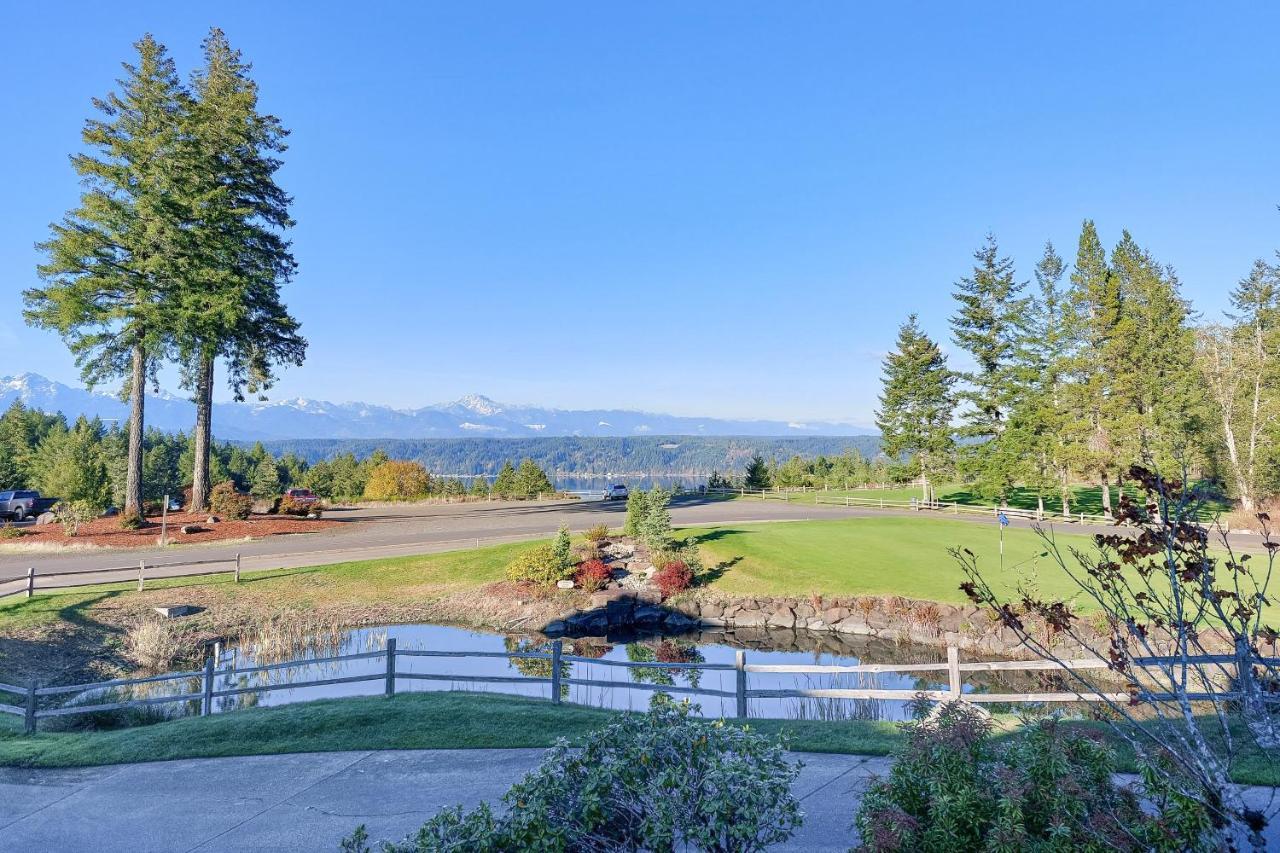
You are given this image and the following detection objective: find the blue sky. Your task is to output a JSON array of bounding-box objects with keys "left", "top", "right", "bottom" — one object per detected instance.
[{"left": 2, "top": 2, "right": 1277, "bottom": 426}]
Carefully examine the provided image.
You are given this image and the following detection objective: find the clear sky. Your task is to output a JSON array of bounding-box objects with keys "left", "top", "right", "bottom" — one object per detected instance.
[{"left": 2, "top": 2, "right": 1277, "bottom": 426}]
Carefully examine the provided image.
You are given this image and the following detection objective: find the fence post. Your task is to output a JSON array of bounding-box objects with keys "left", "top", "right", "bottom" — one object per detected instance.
[
  {"left": 24, "top": 680, "right": 37, "bottom": 735},
  {"left": 550, "top": 639, "right": 563, "bottom": 704},
  {"left": 137, "top": 560, "right": 145, "bottom": 592},
  {"left": 735, "top": 650, "right": 748, "bottom": 718},
  {"left": 385, "top": 637, "right": 397, "bottom": 696},
  {"left": 25, "top": 567, "right": 35, "bottom": 598},
  {"left": 234, "top": 553, "right": 241, "bottom": 583},
  {"left": 947, "top": 646, "right": 961, "bottom": 700},
  {"left": 202, "top": 655, "right": 215, "bottom": 716}
]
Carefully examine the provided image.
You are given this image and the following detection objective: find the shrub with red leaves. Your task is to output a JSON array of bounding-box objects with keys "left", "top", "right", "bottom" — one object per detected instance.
[
  {"left": 653, "top": 560, "right": 693, "bottom": 599},
  {"left": 574, "top": 559, "right": 612, "bottom": 592}
]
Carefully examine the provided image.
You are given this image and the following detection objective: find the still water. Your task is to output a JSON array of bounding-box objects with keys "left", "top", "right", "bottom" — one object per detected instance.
[{"left": 205, "top": 623, "right": 985, "bottom": 721}]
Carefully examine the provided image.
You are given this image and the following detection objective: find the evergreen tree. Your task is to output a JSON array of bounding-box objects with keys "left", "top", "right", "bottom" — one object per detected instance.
[
  {"left": 492, "top": 461, "right": 517, "bottom": 498},
  {"left": 30, "top": 417, "right": 111, "bottom": 510},
  {"left": 743, "top": 455, "right": 771, "bottom": 490},
  {"left": 638, "top": 487, "right": 672, "bottom": 548},
  {"left": 949, "top": 234, "right": 1027, "bottom": 497},
  {"left": 876, "top": 314, "right": 956, "bottom": 504},
  {"left": 513, "top": 458, "right": 554, "bottom": 498},
  {"left": 1062, "top": 220, "right": 1124, "bottom": 517},
  {"left": 0, "top": 402, "right": 60, "bottom": 489},
  {"left": 553, "top": 524, "right": 573, "bottom": 571},
  {"left": 24, "top": 35, "right": 190, "bottom": 515},
  {"left": 179, "top": 29, "right": 304, "bottom": 512},
  {"left": 250, "top": 453, "right": 282, "bottom": 498},
  {"left": 469, "top": 475, "right": 491, "bottom": 498}
]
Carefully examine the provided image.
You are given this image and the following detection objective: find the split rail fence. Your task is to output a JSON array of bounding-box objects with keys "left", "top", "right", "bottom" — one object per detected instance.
[
  {"left": 0, "top": 554, "right": 246, "bottom": 601},
  {"left": 707, "top": 486, "right": 1113, "bottom": 525},
  {"left": 3, "top": 641, "right": 1275, "bottom": 735}
]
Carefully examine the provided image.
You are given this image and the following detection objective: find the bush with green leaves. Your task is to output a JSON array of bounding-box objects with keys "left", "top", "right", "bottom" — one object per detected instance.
[
  {"left": 53, "top": 500, "right": 98, "bottom": 536},
  {"left": 505, "top": 544, "right": 574, "bottom": 587},
  {"left": 344, "top": 702, "right": 802, "bottom": 852},
  {"left": 584, "top": 522, "right": 610, "bottom": 542},
  {"left": 624, "top": 486, "right": 672, "bottom": 548},
  {"left": 854, "top": 703, "right": 1213, "bottom": 852}
]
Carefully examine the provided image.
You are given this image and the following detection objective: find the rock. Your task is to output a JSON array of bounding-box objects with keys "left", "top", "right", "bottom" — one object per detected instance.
[
  {"left": 766, "top": 607, "right": 796, "bottom": 629},
  {"left": 153, "top": 604, "right": 197, "bottom": 618},
  {"left": 180, "top": 524, "right": 206, "bottom": 535},
  {"left": 635, "top": 587, "right": 662, "bottom": 605},
  {"left": 733, "top": 609, "right": 768, "bottom": 628},
  {"left": 699, "top": 601, "right": 725, "bottom": 619},
  {"left": 35, "top": 512, "right": 56, "bottom": 526},
  {"left": 833, "top": 613, "right": 871, "bottom": 634},
  {"left": 205, "top": 516, "right": 220, "bottom": 524},
  {"left": 822, "top": 606, "right": 850, "bottom": 624},
  {"left": 556, "top": 580, "right": 575, "bottom": 589},
  {"left": 793, "top": 603, "right": 815, "bottom": 620}
]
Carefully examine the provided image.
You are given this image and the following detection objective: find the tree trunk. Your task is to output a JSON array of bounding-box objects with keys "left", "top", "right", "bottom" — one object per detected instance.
[
  {"left": 190, "top": 352, "right": 215, "bottom": 513},
  {"left": 1100, "top": 470, "right": 1112, "bottom": 519},
  {"left": 1059, "top": 469, "right": 1071, "bottom": 517},
  {"left": 125, "top": 343, "right": 146, "bottom": 516}
]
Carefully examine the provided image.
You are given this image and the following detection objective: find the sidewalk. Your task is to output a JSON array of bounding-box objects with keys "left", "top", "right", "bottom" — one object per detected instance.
[{"left": 0, "top": 749, "right": 887, "bottom": 851}]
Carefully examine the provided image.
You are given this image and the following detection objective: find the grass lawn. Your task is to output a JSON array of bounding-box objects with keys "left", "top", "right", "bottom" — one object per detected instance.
[
  {"left": 1, "top": 691, "right": 1273, "bottom": 787},
  {"left": 687, "top": 516, "right": 1093, "bottom": 606},
  {"left": 0, "top": 691, "right": 901, "bottom": 768}
]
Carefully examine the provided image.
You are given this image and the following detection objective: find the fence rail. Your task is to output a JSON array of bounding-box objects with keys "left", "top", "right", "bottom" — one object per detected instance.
[
  {"left": 0, "top": 553, "right": 245, "bottom": 601},
  {"left": 706, "top": 487, "right": 1113, "bottom": 524},
  {"left": 4, "top": 640, "right": 1277, "bottom": 736}
]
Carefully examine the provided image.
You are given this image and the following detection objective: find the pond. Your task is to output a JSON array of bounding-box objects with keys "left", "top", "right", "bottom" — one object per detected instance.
[{"left": 196, "top": 623, "right": 1035, "bottom": 721}]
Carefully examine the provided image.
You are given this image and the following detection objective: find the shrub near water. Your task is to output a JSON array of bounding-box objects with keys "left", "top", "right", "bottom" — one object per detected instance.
[
  {"left": 653, "top": 560, "right": 693, "bottom": 599},
  {"left": 505, "top": 544, "right": 574, "bottom": 587},
  {"left": 344, "top": 702, "right": 802, "bottom": 852}
]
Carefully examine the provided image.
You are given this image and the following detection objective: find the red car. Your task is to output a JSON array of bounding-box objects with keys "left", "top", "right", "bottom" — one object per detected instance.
[{"left": 284, "top": 488, "right": 319, "bottom": 505}]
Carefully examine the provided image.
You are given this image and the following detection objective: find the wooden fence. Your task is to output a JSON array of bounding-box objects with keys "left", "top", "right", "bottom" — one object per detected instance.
[
  {"left": 707, "top": 487, "right": 1112, "bottom": 525},
  {"left": 4, "top": 641, "right": 1276, "bottom": 735},
  {"left": 0, "top": 554, "right": 245, "bottom": 601}
]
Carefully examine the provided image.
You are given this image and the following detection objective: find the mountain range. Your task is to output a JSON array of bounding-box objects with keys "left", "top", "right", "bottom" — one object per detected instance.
[{"left": 0, "top": 374, "right": 875, "bottom": 441}]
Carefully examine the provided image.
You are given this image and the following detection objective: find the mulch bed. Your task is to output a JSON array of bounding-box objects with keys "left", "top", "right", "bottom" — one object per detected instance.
[{"left": 4, "top": 511, "right": 342, "bottom": 549}]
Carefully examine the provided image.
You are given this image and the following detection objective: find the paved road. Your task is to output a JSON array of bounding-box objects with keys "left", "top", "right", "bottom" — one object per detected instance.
[
  {"left": 3, "top": 747, "right": 1277, "bottom": 851},
  {"left": 1, "top": 495, "right": 1257, "bottom": 588}
]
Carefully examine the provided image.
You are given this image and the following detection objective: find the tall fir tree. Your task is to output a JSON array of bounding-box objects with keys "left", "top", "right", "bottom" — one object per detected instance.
[
  {"left": 180, "top": 29, "right": 304, "bottom": 512},
  {"left": 876, "top": 314, "right": 956, "bottom": 503},
  {"left": 949, "top": 234, "right": 1027, "bottom": 499},
  {"left": 25, "top": 35, "right": 190, "bottom": 515}
]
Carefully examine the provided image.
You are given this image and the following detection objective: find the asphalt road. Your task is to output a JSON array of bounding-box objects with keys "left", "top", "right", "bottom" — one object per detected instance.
[{"left": 0, "top": 495, "right": 1259, "bottom": 590}]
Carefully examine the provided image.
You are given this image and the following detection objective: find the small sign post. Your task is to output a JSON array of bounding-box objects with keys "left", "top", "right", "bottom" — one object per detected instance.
[{"left": 997, "top": 511, "right": 1010, "bottom": 571}]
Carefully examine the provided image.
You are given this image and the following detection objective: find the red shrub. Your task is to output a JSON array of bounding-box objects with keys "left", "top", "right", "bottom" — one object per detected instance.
[
  {"left": 653, "top": 560, "right": 693, "bottom": 599},
  {"left": 574, "top": 559, "right": 612, "bottom": 592}
]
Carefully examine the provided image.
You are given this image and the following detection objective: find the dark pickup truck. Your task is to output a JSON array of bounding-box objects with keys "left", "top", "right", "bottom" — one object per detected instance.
[{"left": 0, "top": 490, "right": 58, "bottom": 521}]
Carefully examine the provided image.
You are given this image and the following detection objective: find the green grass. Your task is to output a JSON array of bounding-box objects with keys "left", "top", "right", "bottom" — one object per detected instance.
[
  {"left": 0, "top": 691, "right": 901, "bottom": 768},
  {"left": 687, "top": 516, "right": 1092, "bottom": 605},
  {"left": 2, "top": 691, "right": 1273, "bottom": 786}
]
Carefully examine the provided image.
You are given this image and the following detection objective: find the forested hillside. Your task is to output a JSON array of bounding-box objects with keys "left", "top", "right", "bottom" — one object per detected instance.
[{"left": 248, "top": 435, "right": 883, "bottom": 477}]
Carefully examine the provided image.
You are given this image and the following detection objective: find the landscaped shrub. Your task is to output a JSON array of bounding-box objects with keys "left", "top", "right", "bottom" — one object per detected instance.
[
  {"left": 573, "top": 558, "right": 611, "bottom": 592},
  {"left": 552, "top": 524, "right": 573, "bottom": 571},
  {"left": 573, "top": 542, "right": 602, "bottom": 563},
  {"left": 209, "top": 481, "right": 253, "bottom": 520},
  {"left": 117, "top": 510, "right": 145, "bottom": 530},
  {"left": 344, "top": 702, "right": 802, "bottom": 852},
  {"left": 653, "top": 560, "right": 693, "bottom": 599},
  {"left": 505, "top": 544, "right": 574, "bottom": 587},
  {"left": 53, "top": 500, "right": 98, "bottom": 536},
  {"left": 853, "top": 703, "right": 1211, "bottom": 852},
  {"left": 0, "top": 522, "right": 26, "bottom": 539},
  {"left": 278, "top": 496, "right": 321, "bottom": 517},
  {"left": 584, "top": 523, "right": 610, "bottom": 542}
]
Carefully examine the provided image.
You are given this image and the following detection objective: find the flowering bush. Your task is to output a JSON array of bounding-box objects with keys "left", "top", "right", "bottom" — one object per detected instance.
[
  {"left": 573, "top": 558, "right": 611, "bottom": 592},
  {"left": 653, "top": 560, "right": 693, "bottom": 599},
  {"left": 344, "top": 702, "right": 802, "bottom": 852}
]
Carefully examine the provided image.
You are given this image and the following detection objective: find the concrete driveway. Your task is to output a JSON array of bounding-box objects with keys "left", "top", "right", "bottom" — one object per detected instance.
[{"left": 0, "top": 748, "right": 884, "bottom": 852}]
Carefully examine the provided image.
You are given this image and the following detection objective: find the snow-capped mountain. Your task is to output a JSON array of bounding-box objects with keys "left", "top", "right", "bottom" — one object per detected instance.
[{"left": 0, "top": 374, "right": 876, "bottom": 440}]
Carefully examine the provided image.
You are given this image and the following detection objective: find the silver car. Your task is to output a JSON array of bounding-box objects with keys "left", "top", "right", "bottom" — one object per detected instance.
[
  {"left": 0, "top": 490, "right": 40, "bottom": 521},
  {"left": 603, "top": 484, "right": 629, "bottom": 501}
]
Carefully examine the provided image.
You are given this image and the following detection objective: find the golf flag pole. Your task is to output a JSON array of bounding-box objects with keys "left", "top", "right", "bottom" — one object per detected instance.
[{"left": 997, "top": 511, "right": 1009, "bottom": 571}]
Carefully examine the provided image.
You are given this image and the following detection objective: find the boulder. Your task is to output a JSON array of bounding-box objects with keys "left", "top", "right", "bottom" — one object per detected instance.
[
  {"left": 35, "top": 512, "right": 57, "bottom": 526},
  {"left": 822, "top": 606, "right": 851, "bottom": 624},
  {"left": 205, "top": 516, "right": 220, "bottom": 524},
  {"left": 733, "top": 609, "right": 768, "bottom": 628},
  {"left": 180, "top": 524, "right": 206, "bottom": 535},
  {"left": 556, "top": 580, "right": 575, "bottom": 590},
  {"left": 766, "top": 607, "right": 796, "bottom": 629}
]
